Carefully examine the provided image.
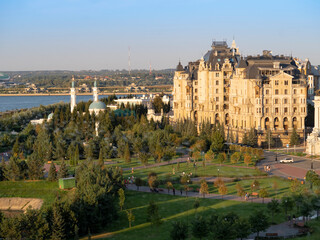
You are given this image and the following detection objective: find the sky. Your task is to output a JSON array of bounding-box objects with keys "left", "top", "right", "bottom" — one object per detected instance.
[{"left": 0, "top": 0, "right": 319, "bottom": 71}]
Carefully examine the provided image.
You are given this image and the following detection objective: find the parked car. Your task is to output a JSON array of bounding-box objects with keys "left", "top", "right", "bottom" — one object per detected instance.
[{"left": 280, "top": 157, "right": 294, "bottom": 163}]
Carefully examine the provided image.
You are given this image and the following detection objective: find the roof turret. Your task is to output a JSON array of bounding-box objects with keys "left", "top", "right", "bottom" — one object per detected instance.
[{"left": 176, "top": 61, "right": 184, "bottom": 71}]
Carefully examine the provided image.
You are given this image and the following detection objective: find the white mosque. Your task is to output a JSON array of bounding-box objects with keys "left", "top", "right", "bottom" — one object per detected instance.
[{"left": 70, "top": 76, "right": 106, "bottom": 115}]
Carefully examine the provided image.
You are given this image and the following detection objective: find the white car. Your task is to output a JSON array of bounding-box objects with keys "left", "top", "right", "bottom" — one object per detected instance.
[{"left": 280, "top": 157, "right": 294, "bottom": 163}]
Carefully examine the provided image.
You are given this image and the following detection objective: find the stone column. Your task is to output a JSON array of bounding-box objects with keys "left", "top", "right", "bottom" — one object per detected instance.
[{"left": 314, "top": 96, "right": 320, "bottom": 132}]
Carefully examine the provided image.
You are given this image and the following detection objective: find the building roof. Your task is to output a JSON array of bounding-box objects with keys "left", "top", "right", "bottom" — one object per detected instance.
[{"left": 89, "top": 101, "right": 107, "bottom": 110}]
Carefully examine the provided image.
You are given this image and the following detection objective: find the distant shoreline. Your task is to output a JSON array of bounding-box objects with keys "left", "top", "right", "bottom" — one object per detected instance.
[{"left": 0, "top": 91, "right": 171, "bottom": 97}]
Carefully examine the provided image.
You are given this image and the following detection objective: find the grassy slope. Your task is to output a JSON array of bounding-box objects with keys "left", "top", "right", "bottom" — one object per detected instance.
[
  {"left": 97, "top": 190, "right": 285, "bottom": 240},
  {"left": 0, "top": 180, "right": 67, "bottom": 207}
]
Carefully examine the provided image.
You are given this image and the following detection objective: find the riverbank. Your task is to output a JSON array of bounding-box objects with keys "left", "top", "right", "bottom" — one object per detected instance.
[{"left": 0, "top": 91, "right": 171, "bottom": 96}]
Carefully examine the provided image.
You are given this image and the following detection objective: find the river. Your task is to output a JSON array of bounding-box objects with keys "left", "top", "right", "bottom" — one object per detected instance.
[{"left": 0, "top": 95, "right": 130, "bottom": 112}]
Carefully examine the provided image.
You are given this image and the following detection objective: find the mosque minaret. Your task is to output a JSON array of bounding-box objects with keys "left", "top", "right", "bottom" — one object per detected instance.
[{"left": 70, "top": 76, "right": 77, "bottom": 113}]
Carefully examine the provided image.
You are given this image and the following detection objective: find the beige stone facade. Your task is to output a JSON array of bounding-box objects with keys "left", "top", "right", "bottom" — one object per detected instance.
[{"left": 173, "top": 41, "right": 308, "bottom": 146}]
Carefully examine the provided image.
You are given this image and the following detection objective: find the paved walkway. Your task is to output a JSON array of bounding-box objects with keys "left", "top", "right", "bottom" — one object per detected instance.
[{"left": 126, "top": 184, "right": 273, "bottom": 204}]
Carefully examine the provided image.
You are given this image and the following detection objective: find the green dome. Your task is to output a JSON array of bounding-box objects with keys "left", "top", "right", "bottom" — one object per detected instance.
[
  {"left": 89, "top": 101, "right": 106, "bottom": 110},
  {"left": 47, "top": 113, "right": 54, "bottom": 120}
]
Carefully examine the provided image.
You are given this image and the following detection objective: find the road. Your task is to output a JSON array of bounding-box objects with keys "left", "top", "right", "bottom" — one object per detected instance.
[{"left": 258, "top": 150, "right": 320, "bottom": 180}]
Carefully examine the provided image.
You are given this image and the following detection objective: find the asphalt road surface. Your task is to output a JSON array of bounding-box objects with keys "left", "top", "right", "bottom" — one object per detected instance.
[{"left": 258, "top": 150, "right": 320, "bottom": 179}]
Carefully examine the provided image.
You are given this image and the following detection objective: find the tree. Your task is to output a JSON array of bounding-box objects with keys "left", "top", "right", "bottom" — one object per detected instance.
[
  {"left": 192, "top": 150, "right": 201, "bottom": 161},
  {"left": 242, "top": 132, "right": 248, "bottom": 145},
  {"left": 259, "top": 188, "right": 269, "bottom": 203},
  {"left": 311, "top": 195, "right": 320, "bottom": 219},
  {"left": 124, "top": 143, "right": 131, "bottom": 163},
  {"left": 243, "top": 153, "right": 252, "bottom": 167},
  {"left": 235, "top": 183, "right": 245, "bottom": 198},
  {"left": 211, "top": 130, "right": 224, "bottom": 152},
  {"left": 58, "top": 159, "right": 68, "bottom": 179},
  {"left": 126, "top": 210, "right": 135, "bottom": 228},
  {"left": 204, "top": 150, "right": 214, "bottom": 163},
  {"left": 267, "top": 199, "right": 280, "bottom": 223},
  {"left": 170, "top": 221, "right": 188, "bottom": 240},
  {"left": 135, "top": 177, "right": 143, "bottom": 190},
  {"left": 230, "top": 152, "right": 241, "bottom": 164},
  {"left": 290, "top": 178, "right": 301, "bottom": 193},
  {"left": 217, "top": 152, "right": 226, "bottom": 165},
  {"left": 0, "top": 156, "right": 6, "bottom": 181},
  {"left": 218, "top": 183, "right": 227, "bottom": 199},
  {"left": 191, "top": 216, "right": 209, "bottom": 240},
  {"left": 27, "top": 153, "right": 44, "bottom": 180},
  {"left": 74, "top": 145, "right": 79, "bottom": 166},
  {"left": 148, "top": 172, "right": 159, "bottom": 190},
  {"left": 118, "top": 188, "right": 125, "bottom": 211},
  {"left": 166, "top": 181, "right": 173, "bottom": 193},
  {"left": 199, "top": 179, "right": 209, "bottom": 198},
  {"left": 51, "top": 203, "right": 66, "bottom": 240},
  {"left": 98, "top": 148, "right": 104, "bottom": 167},
  {"left": 300, "top": 200, "right": 313, "bottom": 222},
  {"left": 234, "top": 218, "right": 251, "bottom": 240},
  {"left": 251, "top": 180, "right": 260, "bottom": 192},
  {"left": 48, "top": 161, "right": 57, "bottom": 181},
  {"left": 265, "top": 129, "right": 275, "bottom": 148},
  {"left": 146, "top": 200, "right": 162, "bottom": 225},
  {"left": 281, "top": 196, "right": 294, "bottom": 216},
  {"left": 249, "top": 210, "right": 270, "bottom": 237},
  {"left": 290, "top": 128, "right": 300, "bottom": 146},
  {"left": 247, "top": 128, "right": 258, "bottom": 147},
  {"left": 4, "top": 156, "right": 21, "bottom": 181}
]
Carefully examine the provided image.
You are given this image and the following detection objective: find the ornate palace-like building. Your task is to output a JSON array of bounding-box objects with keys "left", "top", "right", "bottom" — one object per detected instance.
[{"left": 173, "top": 40, "right": 309, "bottom": 145}]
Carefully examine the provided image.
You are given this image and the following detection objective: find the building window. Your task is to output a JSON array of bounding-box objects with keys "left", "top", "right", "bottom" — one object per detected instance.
[
  {"left": 293, "top": 98, "right": 297, "bottom": 104},
  {"left": 266, "top": 107, "right": 269, "bottom": 113},
  {"left": 274, "top": 99, "right": 279, "bottom": 104},
  {"left": 284, "top": 107, "right": 288, "bottom": 113},
  {"left": 275, "top": 108, "right": 279, "bottom": 113},
  {"left": 195, "top": 96, "right": 198, "bottom": 100},
  {"left": 216, "top": 73, "right": 219, "bottom": 77},
  {"left": 294, "top": 89, "right": 297, "bottom": 94},
  {"left": 275, "top": 89, "right": 279, "bottom": 95},
  {"left": 195, "top": 88, "right": 198, "bottom": 93},
  {"left": 216, "top": 105, "right": 219, "bottom": 110},
  {"left": 265, "top": 99, "right": 269, "bottom": 104},
  {"left": 216, "top": 80, "right": 219, "bottom": 85},
  {"left": 216, "top": 89, "right": 218, "bottom": 94},
  {"left": 294, "top": 107, "right": 297, "bottom": 113},
  {"left": 275, "top": 80, "right": 279, "bottom": 85},
  {"left": 285, "top": 80, "right": 288, "bottom": 85},
  {"left": 284, "top": 89, "right": 288, "bottom": 94},
  {"left": 284, "top": 98, "right": 288, "bottom": 104},
  {"left": 216, "top": 97, "right": 219, "bottom": 101}
]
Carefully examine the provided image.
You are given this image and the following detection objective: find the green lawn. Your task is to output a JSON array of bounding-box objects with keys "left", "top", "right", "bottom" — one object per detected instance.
[
  {"left": 158, "top": 176, "right": 294, "bottom": 199},
  {"left": 0, "top": 180, "right": 67, "bottom": 207},
  {"left": 122, "top": 161, "right": 265, "bottom": 182},
  {"left": 93, "top": 190, "right": 286, "bottom": 240}
]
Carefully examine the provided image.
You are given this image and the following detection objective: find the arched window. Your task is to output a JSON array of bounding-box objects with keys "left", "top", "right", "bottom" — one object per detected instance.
[
  {"left": 274, "top": 117, "right": 279, "bottom": 130},
  {"left": 225, "top": 113, "right": 229, "bottom": 125},
  {"left": 215, "top": 113, "right": 220, "bottom": 123},
  {"left": 293, "top": 117, "right": 297, "bottom": 129},
  {"left": 265, "top": 117, "right": 270, "bottom": 130},
  {"left": 283, "top": 117, "right": 288, "bottom": 130}
]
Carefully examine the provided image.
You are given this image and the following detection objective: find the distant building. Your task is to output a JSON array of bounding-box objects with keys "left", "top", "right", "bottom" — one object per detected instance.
[{"left": 88, "top": 79, "right": 106, "bottom": 115}]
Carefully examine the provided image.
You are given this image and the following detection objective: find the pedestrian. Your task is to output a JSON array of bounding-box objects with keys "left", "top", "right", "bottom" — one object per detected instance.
[
  {"left": 173, "top": 188, "right": 175, "bottom": 196},
  {"left": 180, "top": 188, "right": 183, "bottom": 195},
  {"left": 264, "top": 166, "right": 266, "bottom": 171},
  {"left": 131, "top": 167, "right": 134, "bottom": 174},
  {"left": 245, "top": 192, "right": 248, "bottom": 201}
]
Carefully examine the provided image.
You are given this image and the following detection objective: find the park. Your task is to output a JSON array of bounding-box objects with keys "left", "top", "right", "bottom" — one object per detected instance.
[{"left": 0, "top": 97, "right": 320, "bottom": 240}]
